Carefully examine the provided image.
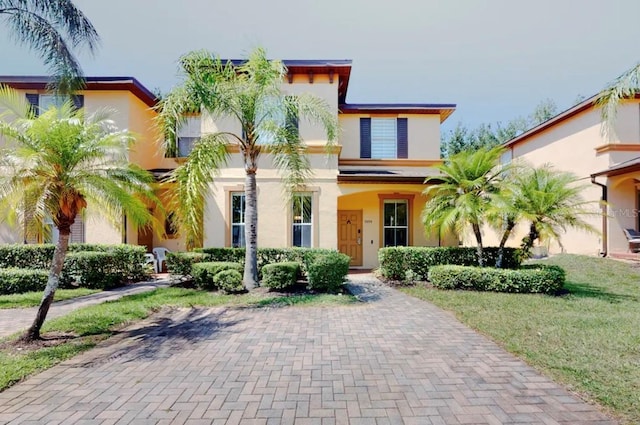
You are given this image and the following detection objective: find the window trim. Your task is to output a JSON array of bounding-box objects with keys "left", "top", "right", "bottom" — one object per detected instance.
[
  {"left": 378, "top": 194, "right": 414, "bottom": 248},
  {"left": 287, "top": 187, "right": 320, "bottom": 248},
  {"left": 291, "top": 193, "right": 313, "bottom": 248}
]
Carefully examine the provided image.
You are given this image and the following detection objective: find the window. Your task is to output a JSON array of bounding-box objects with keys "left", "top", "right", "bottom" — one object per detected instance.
[
  {"left": 253, "top": 96, "right": 297, "bottom": 145},
  {"left": 231, "top": 193, "right": 246, "bottom": 248},
  {"left": 360, "top": 117, "right": 408, "bottom": 159},
  {"left": 43, "top": 215, "right": 84, "bottom": 244},
  {"left": 25, "top": 94, "right": 84, "bottom": 117},
  {"left": 177, "top": 116, "right": 201, "bottom": 157},
  {"left": 39, "top": 95, "right": 66, "bottom": 112},
  {"left": 383, "top": 200, "right": 408, "bottom": 247},
  {"left": 292, "top": 193, "right": 312, "bottom": 247},
  {"left": 164, "top": 212, "right": 178, "bottom": 238}
]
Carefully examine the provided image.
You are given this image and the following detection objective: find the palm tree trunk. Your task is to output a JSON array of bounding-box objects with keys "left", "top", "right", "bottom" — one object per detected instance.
[
  {"left": 471, "top": 223, "right": 484, "bottom": 267},
  {"left": 21, "top": 227, "right": 71, "bottom": 342},
  {"left": 243, "top": 169, "right": 259, "bottom": 289},
  {"left": 496, "top": 221, "right": 516, "bottom": 269}
]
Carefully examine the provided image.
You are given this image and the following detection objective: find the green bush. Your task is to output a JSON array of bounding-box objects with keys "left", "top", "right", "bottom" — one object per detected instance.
[
  {"left": 0, "top": 268, "right": 49, "bottom": 295},
  {"left": 166, "top": 252, "right": 209, "bottom": 276},
  {"left": 378, "top": 247, "right": 523, "bottom": 281},
  {"left": 191, "top": 262, "right": 243, "bottom": 290},
  {"left": 0, "top": 243, "right": 147, "bottom": 283},
  {"left": 261, "top": 262, "right": 300, "bottom": 291},
  {"left": 306, "top": 252, "right": 350, "bottom": 293},
  {"left": 62, "top": 252, "right": 123, "bottom": 290},
  {"left": 213, "top": 269, "right": 245, "bottom": 293},
  {"left": 427, "top": 264, "right": 565, "bottom": 294}
]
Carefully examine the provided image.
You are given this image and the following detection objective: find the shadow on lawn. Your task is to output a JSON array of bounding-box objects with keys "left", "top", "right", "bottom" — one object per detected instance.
[{"left": 562, "top": 281, "right": 639, "bottom": 303}]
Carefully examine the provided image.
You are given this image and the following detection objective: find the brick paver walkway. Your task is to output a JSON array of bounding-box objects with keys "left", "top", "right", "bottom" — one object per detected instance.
[
  {"left": 0, "top": 278, "right": 171, "bottom": 339},
  {"left": 0, "top": 274, "right": 616, "bottom": 424}
]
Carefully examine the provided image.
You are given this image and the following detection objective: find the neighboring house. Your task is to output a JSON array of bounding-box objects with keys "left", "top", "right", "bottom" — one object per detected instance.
[
  {"left": 0, "top": 61, "right": 458, "bottom": 268},
  {"left": 494, "top": 94, "right": 640, "bottom": 258}
]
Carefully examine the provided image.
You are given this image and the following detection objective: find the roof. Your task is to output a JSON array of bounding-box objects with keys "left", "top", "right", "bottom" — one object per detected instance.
[
  {"left": 221, "top": 59, "right": 353, "bottom": 104},
  {"left": 591, "top": 156, "right": 640, "bottom": 178},
  {"left": 0, "top": 76, "right": 158, "bottom": 107},
  {"left": 339, "top": 103, "right": 456, "bottom": 122}
]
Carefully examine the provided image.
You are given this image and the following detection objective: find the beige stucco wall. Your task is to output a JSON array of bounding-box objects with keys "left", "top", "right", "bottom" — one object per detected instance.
[{"left": 339, "top": 114, "right": 441, "bottom": 159}]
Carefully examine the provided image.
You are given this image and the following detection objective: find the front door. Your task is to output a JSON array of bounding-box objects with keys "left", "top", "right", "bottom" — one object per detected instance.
[
  {"left": 338, "top": 210, "right": 363, "bottom": 266},
  {"left": 138, "top": 226, "right": 153, "bottom": 253}
]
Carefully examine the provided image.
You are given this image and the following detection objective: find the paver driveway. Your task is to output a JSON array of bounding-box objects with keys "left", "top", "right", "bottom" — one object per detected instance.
[{"left": 0, "top": 275, "right": 616, "bottom": 425}]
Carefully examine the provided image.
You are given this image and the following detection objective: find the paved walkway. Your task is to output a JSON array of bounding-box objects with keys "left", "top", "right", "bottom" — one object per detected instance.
[
  {"left": 0, "top": 274, "right": 615, "bottom": 424},
  {"left": 0, "top": 277, "right": 172, "bottom": 339}
]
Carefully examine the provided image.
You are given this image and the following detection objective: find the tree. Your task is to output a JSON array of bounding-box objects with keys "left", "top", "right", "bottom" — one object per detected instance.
[
  {"left": 513, "top": 165, "right": 597, "bottom": 255},
  {"left": 157, "top": 48, "right": 338, "bottom": 289},
  {"left": 0, "top": 0, "right": 100, "bottom": 91},
  {"left": 422, "top": 146, "right": 507, "bottom": 266},
  {"left": 597, "top": 62, "right": 640, "bottom": 140},
  {"left": 0, "top": 86, "right": 158, "bottom": 341}
]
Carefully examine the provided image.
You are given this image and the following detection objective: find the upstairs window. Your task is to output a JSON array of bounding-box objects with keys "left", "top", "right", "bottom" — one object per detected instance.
[
  {"left": 25, "top": 94, "right": 84, "bottom": 116},
  {"left": 177, "top": 116, "right": 201, "bottom": 157},
  {"left": 360, "top": 117, "right": 408, "bottom": 159}
]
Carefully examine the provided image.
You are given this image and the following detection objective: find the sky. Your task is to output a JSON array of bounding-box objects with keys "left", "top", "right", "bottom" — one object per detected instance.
[{"left": 1, "top": 0, "right": 639, "bottom": 135}]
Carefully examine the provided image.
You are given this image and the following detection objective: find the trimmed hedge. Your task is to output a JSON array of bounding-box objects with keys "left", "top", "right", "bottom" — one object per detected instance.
[
  {"left": 306, "top": 252, "right": 350, "bottom": 293},
  {"left": 427, "top": 264, "right": 565, "bottom": 294},
  {"left": 261, "top": 262, "right": 300, "bottom": 291},
  {"left": 61, "top": 252, "right": 123, "bottom": 290},
  {"left": 192, "top": 262, "right": 244, "bottom": 290},
  {"left": 213, "top": 269, "right": 245, "bottom": 293},
  {"left": 0, "top": 268, "right": 49, "bottom": 295},
  {"left": 166, "top": 252, "right": 209, "bottom": 276},
  {"left": 378, "top": 247, "right": 524, "bottom": 281},
  {"left": 0, "top": 243, "right": 147, "bottom": 285}
]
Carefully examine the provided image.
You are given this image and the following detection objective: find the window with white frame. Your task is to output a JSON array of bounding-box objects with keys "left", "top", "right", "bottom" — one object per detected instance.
[
  {"left": 231, "top": 192, "right": 246, "bottom": 248},
  {"left": 292, "top": 193, "right": 312, "bottom": 247},
  {"left": 371, "top": 118, "right": 398, "bottom": 159},
  {"left": 383, "top": 200, "right": 408, "bottom": 247},
  {"left": 177, "top": 116, "right": 201, "bottom": 157}
]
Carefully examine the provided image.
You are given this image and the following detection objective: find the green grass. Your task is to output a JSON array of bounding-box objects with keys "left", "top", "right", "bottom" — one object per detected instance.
[
  {"left": 0, "top": 288, "right": 100, "bottom": 309},
  {"left": 401, "top": 254, "right": 640, "bottom": 424},
  {"left": 0, "top": 287, "right": 356, "bottom": 391}
]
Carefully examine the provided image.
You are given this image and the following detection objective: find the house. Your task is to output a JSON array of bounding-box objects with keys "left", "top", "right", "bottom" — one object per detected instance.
[
  {"left": 0, "top": 61, "right": 458, "bottom": 268},
  {"left": 495, "top": 94, "right": 640, "bottom": 258}
]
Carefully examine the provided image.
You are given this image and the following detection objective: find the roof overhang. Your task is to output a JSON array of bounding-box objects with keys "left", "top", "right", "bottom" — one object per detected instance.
[
  {"left": 337, "top": 169, "right": 443, "bottom": 184},
  {"left": 591, "top": 156, "right": 640, "bottom": 178},
  {"left": 339, "top": 103, "right": 456, "bottom": 123},
  {"left": 0, "top": 76, "right": 159, "bottom": 107}
]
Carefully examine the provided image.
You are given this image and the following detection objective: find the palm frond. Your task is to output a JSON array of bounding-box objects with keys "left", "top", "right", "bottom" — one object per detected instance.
[{"left": 596, "top": 62, "right": 640, "bottom": 141}]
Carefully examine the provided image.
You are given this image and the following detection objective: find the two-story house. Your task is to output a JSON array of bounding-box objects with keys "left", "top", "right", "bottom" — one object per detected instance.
[
  {"left": 494, "top": 94, "right": 640, "bottom": 258},
  {"left": 0, "top": 60, "right": 457, "bottom": 269}
]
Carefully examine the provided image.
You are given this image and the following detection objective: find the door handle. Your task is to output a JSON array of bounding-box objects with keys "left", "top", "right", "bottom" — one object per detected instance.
[{"left": 357, "top": 237, "right": 361, "bottom": 245}]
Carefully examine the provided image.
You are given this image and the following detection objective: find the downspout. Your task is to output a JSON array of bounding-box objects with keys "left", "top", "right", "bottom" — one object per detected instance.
[{"left": 590, "top": 176, "right": 608, "bottom": 257}]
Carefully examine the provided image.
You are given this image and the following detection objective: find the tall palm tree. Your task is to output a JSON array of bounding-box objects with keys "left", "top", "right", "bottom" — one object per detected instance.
[
  {"left": 0, "top": 0, "right": 100, "bottom": 91},
  {"left": 157, "top": 48, "right": 338, "bottom": 289},
  {"left": 514, "top": 165, "right": 597, "bottom": 254},
  {"left": 0, "top": 86, "right": 158, "bottom": 341},
  {"left": 422, "top": 146, "right": 506, "bottom": 266},
  {"left": 597, "top": 62, "right": 640, "bottom": 140}
]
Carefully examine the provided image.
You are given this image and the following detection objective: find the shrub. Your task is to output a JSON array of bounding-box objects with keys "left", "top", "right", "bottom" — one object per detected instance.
[
  {"left": 166, "top": 252, "right": 209, "bottom": 276},
  {"left": 213, "top": 269, "right": 245, "bottom": 293},
  {"left": 427, "top": 264, "right": 565, "bottom": 294},
  {"left": 261, "top": 262, "right": 300, "bottom": 291},
  {"left": 191, "top": 262, "right": 243, "bottom": 290},
  {"left": 378, "top": 247, "right": 523, "bottom": 281},
  {"left": 61, "top": 252, "right": 123, "bottom": 290},
  {"left": 306, "top": 251, "right": 350, "bottom": 293},
  {"left": 69, "top": 244, "right": 147, "bottom": 282},
  {"left": 0, "top": 268, "right": 49, "bottom": 295},
  {"left": 0, "top": 244, "right": 54, "bottom": 269}
]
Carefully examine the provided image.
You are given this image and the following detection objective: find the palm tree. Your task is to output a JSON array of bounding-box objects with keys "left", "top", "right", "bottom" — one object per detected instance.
[
  {"left": 0, "top": 0, "right": 100, "bottom": 91},
  {"left": 0, "top": 86, "right": 158, "bottom": 341},
  {"left": 422, "top": 146, "right": 506, "bottom": 266},
  {"left": 513, "top": 165, "right": 597, "bottom": 254},
  {"left": 597, "top": 62, "right": 640, "bottom": 140},
  {"left": 156, "top": 48, "right": 338, "bottom": 289}
]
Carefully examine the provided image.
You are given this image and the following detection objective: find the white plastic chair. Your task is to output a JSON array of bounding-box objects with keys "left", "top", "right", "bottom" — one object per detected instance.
[
  {"left": 152, "top": 247, "right": 171, "bottom": 272},
  {"left": 144, "top": 253, "right": 158, "bottom": 273}
]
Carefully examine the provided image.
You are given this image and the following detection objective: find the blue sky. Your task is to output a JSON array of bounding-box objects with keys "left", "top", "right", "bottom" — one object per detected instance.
[{"left": 1, "top": 0, "right": 639, "bottom": 135}]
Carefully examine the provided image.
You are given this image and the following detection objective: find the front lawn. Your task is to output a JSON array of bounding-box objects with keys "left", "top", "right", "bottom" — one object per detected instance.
[
  {"left": 0, "top": 288, "right": 100, "bottom": 309},
  {"left": 0, "top": 287, "right": 356, "bottom": 392},
  {"left": 401, "top": 254, "right": 640, "bottom": 424}
]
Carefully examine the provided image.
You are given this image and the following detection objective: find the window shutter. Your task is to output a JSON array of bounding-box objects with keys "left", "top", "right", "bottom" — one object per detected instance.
[
  {"left": 360, "top": 118, "right": 371, "bottom": 159},
  {"left": 397, "top": 118, "right": 408, "bottom": 159},
  {"left": 72, "top": 95, "right": 84, "bottom": 110},
  {"left": 70, "top": 215, "right": 85, "bottom": 243},
  {"left": 25, "top": 94, "right": 39, "bottom": 117}
]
